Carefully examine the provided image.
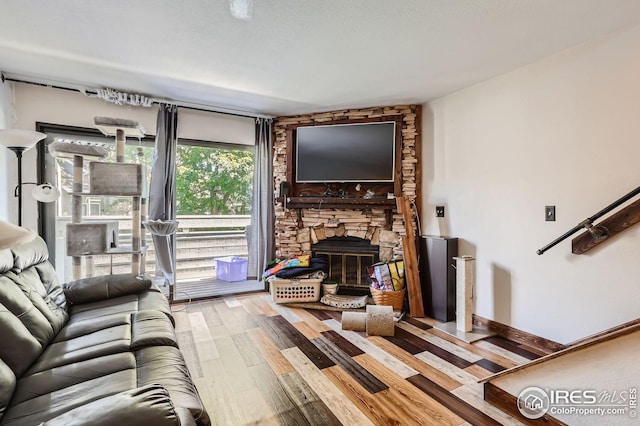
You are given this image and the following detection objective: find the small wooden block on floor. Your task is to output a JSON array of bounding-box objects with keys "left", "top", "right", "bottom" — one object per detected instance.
[{"left": 366, "top": 305, "right": 395, "bottom": 336}]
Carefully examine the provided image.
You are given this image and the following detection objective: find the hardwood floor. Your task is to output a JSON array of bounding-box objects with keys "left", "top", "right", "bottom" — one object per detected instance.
[{"left": 171, "top": 293, "right": 538, "bottom": 425}]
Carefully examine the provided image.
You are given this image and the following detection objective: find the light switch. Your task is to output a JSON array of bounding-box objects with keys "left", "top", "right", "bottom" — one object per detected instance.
[{"left": 545, "top": 206, "right": 556, "bottom": 221}]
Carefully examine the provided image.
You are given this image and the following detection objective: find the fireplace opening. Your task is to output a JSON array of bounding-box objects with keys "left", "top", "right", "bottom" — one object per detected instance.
[{"left": 312, "top": 236, "right": 379, "bottom": 295}]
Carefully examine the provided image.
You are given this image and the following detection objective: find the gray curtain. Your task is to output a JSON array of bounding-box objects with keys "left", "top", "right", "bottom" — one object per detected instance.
[
  {"left": 248, "top": 118, "right": 274, "bottom": 278},
  {"left": 148, "top": 104, "right": 178, "bottom": 283}
]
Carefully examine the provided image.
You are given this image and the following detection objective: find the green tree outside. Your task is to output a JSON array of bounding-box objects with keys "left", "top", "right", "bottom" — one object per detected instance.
[
  {"left": 175, "top": 145, "right": 254, "bottom": 215},
  {"left": 56, "top": 140, "right": 254, "bottom": 218}
]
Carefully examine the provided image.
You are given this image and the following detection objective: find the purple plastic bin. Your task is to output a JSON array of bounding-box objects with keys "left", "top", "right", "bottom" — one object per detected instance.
[{"left": 215, "top": 257, "right": 248, "bottom": 282}]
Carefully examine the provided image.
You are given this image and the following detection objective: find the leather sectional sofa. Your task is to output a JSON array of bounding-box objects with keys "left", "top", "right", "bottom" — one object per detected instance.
[{"left": 0, "top": 236, "right": 210, "bottom": 425}]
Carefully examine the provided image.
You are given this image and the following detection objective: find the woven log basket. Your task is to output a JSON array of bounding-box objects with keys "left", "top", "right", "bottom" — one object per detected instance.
[{"left": 370, "top": 288, "right": 405, "bottom": 310}]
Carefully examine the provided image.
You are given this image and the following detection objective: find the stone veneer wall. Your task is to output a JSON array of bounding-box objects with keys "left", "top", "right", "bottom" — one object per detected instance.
[{"left": 273, "top": 105, "right": 421, "bottom": 260}]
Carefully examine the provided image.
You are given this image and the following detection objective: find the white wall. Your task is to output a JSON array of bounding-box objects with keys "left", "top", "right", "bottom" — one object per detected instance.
[
  {"left": 423, "top": 25, "right": 640, "bottom": 344},
  {"left": 11, "top": 84, "right": 255, "bottom": 229},
  {"left": 0, "top": 80, "right": 15, "bottom": 221}
]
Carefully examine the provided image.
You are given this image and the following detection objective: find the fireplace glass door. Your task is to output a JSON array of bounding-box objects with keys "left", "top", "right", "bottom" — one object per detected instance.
[{"left": 315, "top": 252, "right": 375, "bottom": 290}]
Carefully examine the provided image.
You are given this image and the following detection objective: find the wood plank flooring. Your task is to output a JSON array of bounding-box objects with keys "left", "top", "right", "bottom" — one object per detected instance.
[{"left": 171, "top": 293, "right": 540, "bottom": 425}]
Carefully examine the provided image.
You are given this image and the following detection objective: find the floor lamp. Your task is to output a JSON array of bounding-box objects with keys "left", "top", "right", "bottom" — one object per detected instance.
[{"left": 0, "top": 129, "right": 48, "bottom": 226}]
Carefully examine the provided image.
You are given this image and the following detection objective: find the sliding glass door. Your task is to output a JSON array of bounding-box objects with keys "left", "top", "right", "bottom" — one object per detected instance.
[
  {"left": 172, "top": 139, "right": 264, "bottom": 301},
  {"left": 37, "top": 123, "right": 266, "bottom": 302}
]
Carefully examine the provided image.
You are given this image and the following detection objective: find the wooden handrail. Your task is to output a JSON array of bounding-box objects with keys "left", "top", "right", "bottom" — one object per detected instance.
[{"left": 537, "top": 184, "right": 640, "bottom": 255}]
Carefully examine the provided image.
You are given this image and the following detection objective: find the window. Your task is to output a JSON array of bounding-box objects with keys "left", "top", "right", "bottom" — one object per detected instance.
[
  {"left": 172, "top": 139, "right": 256, "bottom": 300},
  {"left": 38, "top": 123, "right": 262, "bottom": 302},
  {"left": 38, "top": 125, "right": 155, "bottom": 283}
]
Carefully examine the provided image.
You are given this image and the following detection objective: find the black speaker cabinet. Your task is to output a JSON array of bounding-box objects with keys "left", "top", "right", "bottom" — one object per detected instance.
[{"left": 419, "top": 236, "right": 458, "bottom": 322}]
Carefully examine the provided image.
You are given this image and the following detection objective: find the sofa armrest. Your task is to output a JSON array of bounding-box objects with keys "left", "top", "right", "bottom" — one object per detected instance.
[
  {"left": 41, "top": 384, "right": 183, "bottom": 426},
  {"left": 63, "top": 273, "right": 152, "bottom": 304}
]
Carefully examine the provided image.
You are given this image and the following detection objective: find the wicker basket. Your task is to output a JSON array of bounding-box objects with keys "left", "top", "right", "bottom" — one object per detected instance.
[
  {"left": 269, "top": 278, "right": 322, "bottom": 303},
  {"left": 370, "top": 287, "right": 405, "bottom": 310}
]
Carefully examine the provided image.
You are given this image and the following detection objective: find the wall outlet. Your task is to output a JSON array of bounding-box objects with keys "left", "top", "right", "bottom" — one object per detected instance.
[
  {"left": 436, "top": 206, "right": 445, "bottom": 217},
  {"left": 545, "top": 206, "right": 556, "bottom": 221}
]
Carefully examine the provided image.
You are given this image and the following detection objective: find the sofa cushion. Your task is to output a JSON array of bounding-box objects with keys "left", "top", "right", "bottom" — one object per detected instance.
[
  {"left": 3, "top": 269, "right": 68, "bottom": 340},
  {"left": 12, "top": 353, "right": 135, "bottom": 406},
  {"left": 0, "top": 275, "right": 56, "bottom": 347},
  {"left": 10, "top": 236, "right": 49, "bottom": 274},
  {"left": 53, "top": 313, "right": 131, "bottom": 343},
  {"left": 139, "top": 289, "right": 173, "bottom": 322},
  {"left": 0, "top": 359, "right": 16, "bottom": 420},
  {"left": 1, "top": 368, "right": 136, "bottom": 425},
  {"left": 28, "top": 310, "right": 178, "bottom": 375},
  {"left": 14, "top": 353, "right": 135, "bottom": 406},
  {"left": 68, "top": 290, "right": 171, "bottom": 323},
  {"left": 34, "top": 262, "right": 67, "bottom": 311},
  {"left": 40, "top": 384, "right": 180, "bottom": 426},
  {"left": 0, "top": 238, "right": 68, "bottom": 349},
  {"left": 26, "top": 321, "right": 132, "bottom": 375},
  {"left": 0, "top": 302, "right": 43, "bottom": 377},
  {"left": 131, "top": 311, "right": 177, "bottom": 350},
  {"left": 63, "top": 274, "right": 152, "bottom": 305},
  {"left": 136, "top": 346, "right": 210, "bottom": 426},
  {"left": 0, "top": 250, "right": 12, "bottom": 274},
  {"left": 5, "top": 349, "right": 192, "bottom": 425}
]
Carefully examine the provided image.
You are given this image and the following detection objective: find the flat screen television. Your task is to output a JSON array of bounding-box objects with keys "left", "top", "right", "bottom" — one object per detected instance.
[{"left": 295, "top": 121, "right": 396, "bottom": 183}]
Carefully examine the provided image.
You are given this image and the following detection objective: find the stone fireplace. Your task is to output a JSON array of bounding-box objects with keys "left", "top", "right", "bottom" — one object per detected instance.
[{"left": 272, "top": 105, "right": 421, "bottom": 276}]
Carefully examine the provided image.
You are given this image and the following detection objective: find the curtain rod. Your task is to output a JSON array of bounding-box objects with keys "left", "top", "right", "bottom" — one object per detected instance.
[{"left": 2, "top": 72, "right": 273, "bottom": 120}]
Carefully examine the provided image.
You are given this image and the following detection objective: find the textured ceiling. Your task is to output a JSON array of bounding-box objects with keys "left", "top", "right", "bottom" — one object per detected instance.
[{"left": 1, "top": 0, "right": 639, "bottom": 116}]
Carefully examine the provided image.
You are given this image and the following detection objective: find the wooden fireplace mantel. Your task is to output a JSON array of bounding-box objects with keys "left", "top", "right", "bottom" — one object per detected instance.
[
  {"left": 278, "top": 196, "right": 396, "bottom": 209},
  {"left": 277, "top": 196, "right": 396, "bottom": 229}
]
